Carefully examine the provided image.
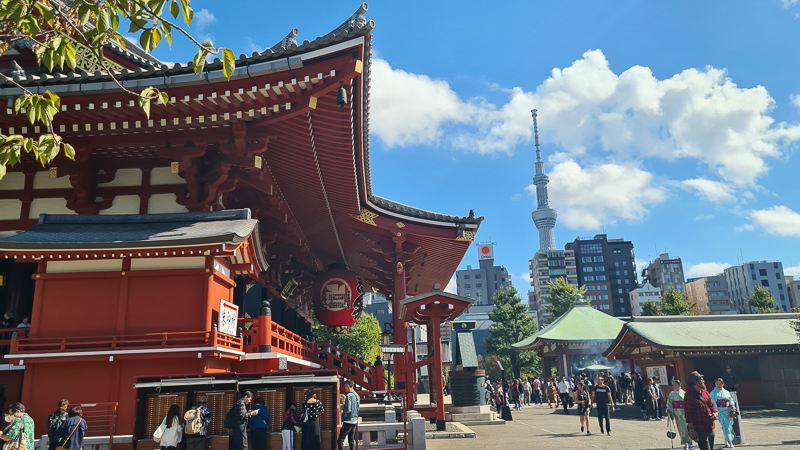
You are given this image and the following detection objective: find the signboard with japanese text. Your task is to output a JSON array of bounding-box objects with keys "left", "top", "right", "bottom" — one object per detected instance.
[
  {"left": 647, "top": 365, "right": 668, "bottom": 384},
  {"left": 219, "top": 300, "right": 239, "bottom": 336}
]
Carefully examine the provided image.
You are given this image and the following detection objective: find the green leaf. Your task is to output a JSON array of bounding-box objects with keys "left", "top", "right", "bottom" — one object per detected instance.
[
  {"left": 35, "top": 2, "right": 56, "bottom": 26},
  {"left": 182, "top": 4, "right": 193, "bottom": 25},
  {"left": 25, "top": 17, "right": 42, "bottom": 36},
  {"left": 138, "top": 95, "right": 151, "bottom": 119},
  {"left": 151, "top": 27, "right": 162, "bottom": 48},
  {"left": 147, "top": 0, "right": 167, "bottom": 14},
  {"left": 222, "top": 48, "right": 235, "bottom": 80},
  {"left": 113, "top": 33, "right": 127, "bottom": 50},
  {"left": 161, "top": 21, "right": 172, "bottom": 47},
  {"left": 77, "top": 3, "right": 92, "bottom": 26},
  {"left": 192, "top": 49, "right": 207, "bottom": 75},
  {"left": 169, "top": 0, "right": 179, "bottom": 19},
  {"left": 64, "top": 42, "right": 77, "bottom": 70},
  {"left": 38, "top": 135, "right": 59, "bottom": 162},
  {"left": 139, "top": 28, "right": 153, "bottom": 52},
  {"left": 45, "top": 91, "right": 60, "bottom": 111},
  {"left": 97, "top": 9, "right": 110, "bottom": 33},
  {"left": 109, "top": 8, "right": 119, "bottom": 32},
  {"left": 159, "top": 91, "right": 169, "bottom": 106},
  {"left": 63, "top": 143, "right": 76, "bottom": 160},
  {"left": 0, "top": 162, "right": 6, "bottom": 180}
]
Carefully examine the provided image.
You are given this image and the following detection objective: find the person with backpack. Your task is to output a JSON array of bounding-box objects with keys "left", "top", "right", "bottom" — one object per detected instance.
[
  {"left": 337, "top": 380, "right": 359, "bottom": 450},
  {"left": 249, "top": 398, "right": 270, "bottom": 450},
  {"left": 281, "top": 403, "right": 297, "bottom": 450},
  {"left": 227, "top": 391, "right": 258, "bottom": 450},
  {"left": 47, "top": 399, "right": 69, "bottom": 450},
  {"left": 54, "top": 406, "right": 87, "bottom": 450},
  {"left": 184, "top": 397, "right": 212, "bottom": 450}
]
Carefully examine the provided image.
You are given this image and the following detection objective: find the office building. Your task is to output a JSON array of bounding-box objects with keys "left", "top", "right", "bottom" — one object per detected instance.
[
  {"left": 723, "top": 261, "right": 789, "bottom": 313},
  {"left": 642, "top": 253, "right": 686, "bottom": 294},
  {"left": 685, "top": 275, "right": 733, "bottom": 315},
  {"left": 565, "top": 234, "right": 637, "bottom": 317},
  {"left": 455, "top": 243, "right": 510, "bottom": 306},
  {"left": 785, "top": 276, "right": 800, "bottom": 311},
  {"left": 629, "top": 282, "right": 661, "bottom": 316},
  {"left": 530, "top": 248, "right": 579, "bottom": 325}
]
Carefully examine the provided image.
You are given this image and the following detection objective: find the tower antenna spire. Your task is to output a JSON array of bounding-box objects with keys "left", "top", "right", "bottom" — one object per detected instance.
[
  {"left": 533, "top": 109, "right": 542, "bottom": 163},
  {"left": 531, "top": 109, "right": 557, "bottom": 252}
]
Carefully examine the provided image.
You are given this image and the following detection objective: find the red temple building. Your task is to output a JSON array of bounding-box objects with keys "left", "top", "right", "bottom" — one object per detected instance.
[{"left": 0, "top": 4, "right": 480, "bottom": 446}]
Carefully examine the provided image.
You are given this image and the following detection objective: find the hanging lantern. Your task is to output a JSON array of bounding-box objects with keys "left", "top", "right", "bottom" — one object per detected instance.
[
  {"left": 313, "top": 264, "right": 364, "bottom": 333},
  {"left": 336, "top": 81, "right": 347, "bottom": 111}
]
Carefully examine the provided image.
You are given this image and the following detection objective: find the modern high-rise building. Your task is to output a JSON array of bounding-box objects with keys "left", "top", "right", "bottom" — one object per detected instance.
[
  {"left": 566, "top": 234, "right": 637, "bottom": 317},
  {"left": 685, "top": 275, "right": 733, "bottom": 315},
  {"left": 723, "top": 261, "right": 789, "bottom": 313},
  {"left": 530, "top": 109, "right": 557, "bottom": 253},
  {"left": 629, "top": 281, "right": 661, "bottom": 316},
  {"left": 529, "top": 248, "right": 579, "bottom": 325},
  {"left": 642, "top": 253, "right": 686, "bottom": 294},
  {"left": 455, "top": 243, "right": 509, "bottom": 306}
]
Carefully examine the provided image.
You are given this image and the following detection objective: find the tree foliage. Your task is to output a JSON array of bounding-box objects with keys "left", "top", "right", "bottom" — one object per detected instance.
[
  {"left": 747, "top": 285, "right": 781, "bottom": 313},
  {"left": 641, "top": 300, "right": 661, "bottom": 316},
  {"left": 484, "top": 284, "right": 540, "bottom": 378},
  {"left": 315, "top": 313, "right": 382, "bottom": 365},
  {"left": 0, "top": 0, "right": 238, "bottom": 178},
  {"left": 640, "top": 287, "right": 695, "bottom": 316},
  {"left": 543, "top": 277, "right": 588, "bottom": 323}
]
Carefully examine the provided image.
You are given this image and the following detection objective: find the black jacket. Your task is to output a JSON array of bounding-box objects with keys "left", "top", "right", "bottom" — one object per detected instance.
[{"left": 48, "top": 409, "right": 69, "bottom": 442}]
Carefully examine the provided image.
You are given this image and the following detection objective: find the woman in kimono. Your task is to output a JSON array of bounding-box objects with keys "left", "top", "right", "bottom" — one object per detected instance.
[
  {"left": 666, "top": 380, "right": 693, "bottom": 450},
  {"left": 710, "top": 378, "right": 738, "bottom": 449}
]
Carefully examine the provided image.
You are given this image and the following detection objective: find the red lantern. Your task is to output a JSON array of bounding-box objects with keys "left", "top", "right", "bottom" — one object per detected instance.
[{"left": 313, "top": 264, "right": 364, "bottom": 334}]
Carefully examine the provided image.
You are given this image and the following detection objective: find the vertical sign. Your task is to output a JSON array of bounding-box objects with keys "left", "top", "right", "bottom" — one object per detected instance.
[{"left": 219, "top": 300, "right": 239, "bottom": 336}]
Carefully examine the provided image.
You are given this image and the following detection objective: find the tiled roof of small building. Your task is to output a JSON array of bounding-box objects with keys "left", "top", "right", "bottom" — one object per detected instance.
[
  {"left": 513, "top": 302, "right": 626, "bottom": 349},
  {"left": 0, "top": 209, "right": 258, "bottom": 250}
]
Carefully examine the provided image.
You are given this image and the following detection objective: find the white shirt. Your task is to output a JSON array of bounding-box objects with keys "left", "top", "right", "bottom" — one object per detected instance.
[{"left": 558, "top": 381, "right": 570, "bottom": 394}]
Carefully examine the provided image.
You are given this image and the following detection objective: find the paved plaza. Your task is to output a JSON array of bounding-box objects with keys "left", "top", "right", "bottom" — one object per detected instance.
[{"left": 428, "top": 404, "right": 800, "bottom": 450}]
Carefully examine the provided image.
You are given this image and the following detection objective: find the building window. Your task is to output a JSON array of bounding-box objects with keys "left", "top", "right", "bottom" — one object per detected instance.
[
  {"left": 597, "top": 275, "right": 607, "bottom": 281},
  {"left": 620, "top": 306, "right": 626, "bottom": 313},
  {"left": 582, "top": 256, "right": 592, "bottom": 263},
  {"left": 465, "top": 284, "right": 471, "bottom": 288},
  {"left": 778, "top": 283, "right": 783, "bottom": 291},
  {"left": 623, "top": 270, "right": 628, "bottom": 275},
  {"left": 580, "top": 243, "right": 602, "bottom": 254},
  {"left": 780, "top": 294, "right": 785, "bottom": 301},
  {"left": 615, "top": 262, "right": 620, "bottom": 267},
  {"left": 749, "top": 263, "right": 754, "bottom": 269},
  {"left": 613, "top": 249, "right": 621, "bottom": 254},
  {"left": 751, "top": 273, "right": 757, "bottom": 281},
  {"left": 587, "top": 285, "right": 596, "bottom": 291},
  {"left": 598, "top": 284, "right": 608, "bottom": 290},
  {"left": 599, "top": 295, "right": 609, "bottom": 300},
  {"left": 622, "top": 261, "right": 627, "bottom": 266},
  {"left": 618, "top": 289, "right": 623, "bottom": 294},
  {"left": 624, "top": 279, "right": 630, "bottom": 284},
  {"left": 475, "top": 274, "right": 482, "bottom": 279},
  {"left": 761, "top": 280, "right": 769, "bottom": 287},
  {"left": 774, "top": 262, "right": 779, "bottom": 269},
  {"left": 464, "top": 275, "right": 470, "bottom": 279},
  {"left": 476, "top": 283, "right": 482, "bottom": 288},
  {"left": 759, "top": 269, "right": 767, "bottom": 277},
  {"left": 584, "top": 276, "right": 595, "bottom": 282},
  {"left": 593, "top": 256, "right": 604, "bottom": 262},
  {"left": 775, "top": 272, "right": 780, "bottom": 280},
  {"left": 583, "top": 267, "right": 594, "bottom": 272}
]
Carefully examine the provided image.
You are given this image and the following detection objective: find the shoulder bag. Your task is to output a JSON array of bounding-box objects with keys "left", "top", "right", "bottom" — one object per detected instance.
[
  {"left": 153, "top": 419, "right": 166, "bottom": 444},
  {"left": 4, "top": 419, "right": 24, "bottom": 450},
  {"left": 56, "top": 420, "right": 82, "bottom": 450}
]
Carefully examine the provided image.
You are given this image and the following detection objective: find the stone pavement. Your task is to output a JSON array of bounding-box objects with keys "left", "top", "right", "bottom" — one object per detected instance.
[{"left": 428, "top": 403, "right": 800, "bottom": 449}]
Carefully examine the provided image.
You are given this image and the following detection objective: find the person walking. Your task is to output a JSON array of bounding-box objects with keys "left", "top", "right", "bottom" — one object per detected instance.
[
  {"left": 337, "top": 380, "right": 359, "bottom": 450},
  {"left": 522, "top": 378, "right": 532, "bottom": 406},
  {"left": 592, "top": 376, "right": 613, "bottom": 435},
  {"left": 230, "top": 391, "right": 258, "bottom": 450},
  {"left": 47, "top": 399, "right": 69, "bottom": 450},
  {"left": 721, "top": 367, "right": 740, "bottom": 393},
  {"left": 546, "top": 378, "right": 558, "bottom": 408},
  {"left": 633, "top": 373, "right": 645, "bottom": 411},
  {"left": 710, "top": 378, "right": 738, "bottom": 449},
  {"left": 666, "top": 379, "right": 693, "bottom": 450},
  {"left": 55, "top": 406, "right": 87, "bottom": 450},
  {"left": 558, "top": 376, "right": 571, "bottom": 415},
  {"left": 249, "top": 398, "right": 270, "bottom": 450},
  {"left": 574, "top": 382, "right": 592, "bottom": 435},
  {"left": 158, "top": 405, "right": 183, "bottom": 450},
  {"left": 185, "top": 397, "right": 212, "bottom": 450},
  {"left": 0, "top": 403, "right": 34, "bottom": 450},
  {"left": 684, "top": 371, "right": 718, "bottom": 450},
  {"left": 532, "top": 377, "right": 542, "bottom": 405},
  {"left": 281, "top": 403, "right": 297, "bottom": 450},
  {"left": 493, "top": 382, "right": 505, "bottom": 413},
  {"left": 300, "top": 389, "right": 324, "bottom": 450},
  {"left": 606, "top": 374, "right": 618, "bottom": 409},
  {"left": 485, "top": 380, "right": 494, "bottom": 408},
  {"left": 620, "top": 374, "right": 631, "bottom": 405}
]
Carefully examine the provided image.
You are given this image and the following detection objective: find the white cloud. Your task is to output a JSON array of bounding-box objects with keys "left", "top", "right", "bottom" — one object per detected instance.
[
  {"left": 680, "top": 178, "right": 735, "bottom": 202},
  {"left": 370, "top": 59, "right": 472, "bottom": 148},
  {"left": 784, "top": 265, "right": 800, "bottom": 277},
  {"left": 695, "top": 214, "right": 715, "bottom": 220},
  {"left": 783, "top": 0, "right": 799, "bottom": 7},
  {"left": 244, "top": 37, "right": 262, "bottom": 55},
  {"left": 509, "top": 272, "right": 533, "bottom": 290},
  {"left": 444, "top": 275, "right": 457, "bottom": 294},
  {"left": 370, "top": 50, "right": 800, "bottom": 185},
  {"left": 791, "top": 93, "right": 800, "bottom": 109},
  {"left": 750, "top": 205, "right": 800, "bottom": 236},
  {"left": 686, "top": 262, "right": 732, "bottom": 278},
  {"left": 194, "top": 9, "right": 216, "bottom": 31},
  {"left": 527, "top": 158, "right": 667, "bottom": 230}
]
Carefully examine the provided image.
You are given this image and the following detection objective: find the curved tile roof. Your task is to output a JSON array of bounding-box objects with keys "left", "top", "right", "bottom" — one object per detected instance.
[{"left": 513, "top": 302, "right": 626, "bottom": 349}]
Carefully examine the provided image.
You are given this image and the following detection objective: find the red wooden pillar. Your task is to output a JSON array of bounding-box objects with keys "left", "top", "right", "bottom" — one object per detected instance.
[{"left": 430, "top": 313, "right": 446, "bottom": 430}]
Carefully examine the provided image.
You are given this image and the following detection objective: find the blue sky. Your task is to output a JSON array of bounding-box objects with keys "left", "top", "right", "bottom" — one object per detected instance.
[{"left": 152, "top": 1, "right": 800, "bottom": 291}]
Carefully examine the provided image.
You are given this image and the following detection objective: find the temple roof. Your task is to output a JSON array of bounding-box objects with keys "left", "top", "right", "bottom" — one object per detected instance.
[
  {"left": 0, "top": 209, "right": 258, "bottom": 250},
  {"left": 512, "top": 302, "right": 626, "bottom": 350},
  {"left": 603, "top": 314, "right": 800, "bottom": 357}
]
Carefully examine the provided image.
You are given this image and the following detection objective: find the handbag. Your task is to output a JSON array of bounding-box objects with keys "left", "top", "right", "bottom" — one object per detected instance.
[
  {"left": 730, "top": 407, "right": 740, "bottom": 419},
  {"left": 56, "top": 420, "right": 82, "bottom": 450},
  {"left": 666, "top": 416, "right": 677, "bottom": 440},
  {"left": 4, "top": 424, "right": 23, "bottom": 450},
  {"left": 152, "top": 422, "right": 166, "bottom": 443}
]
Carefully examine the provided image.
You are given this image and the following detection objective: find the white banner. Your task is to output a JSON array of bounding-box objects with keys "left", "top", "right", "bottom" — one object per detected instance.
[{"left": 219, "top": 300, "right": 239, "bottom": 336}]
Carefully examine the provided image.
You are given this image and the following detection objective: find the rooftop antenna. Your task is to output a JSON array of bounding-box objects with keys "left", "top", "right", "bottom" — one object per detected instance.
[{"left": 740, "top": 247, "right": 745, "bottom": 264}]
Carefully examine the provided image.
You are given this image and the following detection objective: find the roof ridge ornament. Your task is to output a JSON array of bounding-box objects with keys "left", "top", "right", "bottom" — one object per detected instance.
[
  {"left": 269, "top": 28, "right": 299, "bottom": 53},
  {"left": 330, "top": 3, "right": 369, "bottom": 37}
]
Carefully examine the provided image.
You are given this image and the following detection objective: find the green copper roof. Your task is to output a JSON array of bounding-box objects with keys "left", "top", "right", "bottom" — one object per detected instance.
[
  {"left": 604, "top": 314, "right": 800, "bottom": 355},
  {"left": 512, "top": 303, "right": 626, "bottom": 350}
]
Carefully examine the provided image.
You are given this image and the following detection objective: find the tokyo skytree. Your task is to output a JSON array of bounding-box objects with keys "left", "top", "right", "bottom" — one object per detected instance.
[{"left": 530, "top": 109, "right": 557, "bottom": 252}]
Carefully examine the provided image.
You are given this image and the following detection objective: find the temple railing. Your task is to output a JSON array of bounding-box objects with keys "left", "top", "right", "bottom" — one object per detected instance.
[{"left": 9, "top": 331, "right": 242, "bottom": 355}]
